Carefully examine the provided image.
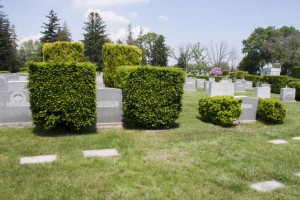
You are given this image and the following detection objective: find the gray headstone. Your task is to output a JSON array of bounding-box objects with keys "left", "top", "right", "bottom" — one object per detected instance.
[
  {"left": 245, "top": 81, "right": 253, "bottom": 89},
  {"left": 83, "top": 149, "right": 120, "bottom": 158},
  {"left": 255, "top": 87, "right": 271, "bottom": 99},
  {"left": 280, "top": 88, "right": 296, "bottom": 102},
  {"left": 261, "top": 83, "right": 271, "bottom": 87},
  {"left": 221, "top": 78, "right": 232, "bottom": 83},
  {"left": 96, "top": 88, "right": 123, "bottom": 124},
  {"left": 196, "top": 79, "right": 205, "bottom": 88},
  {"left": 184, "top": 78, "right": 196, "bottom": 91},
  {"left": 18, "top": 74, "right": 28, "bottom": 81},
  {"left": 235, "top": 97, "right": 258, "bottom": 123},
  {"left": 208, "top": 82, "right": 234, "bottom": 97},
  {"left": 209, "top": 77, "right": 215, "bottom": 82},
  {"left": 204, "top": 81, "right": 212, "bottom": 92},
  {"left": 0, "top": 77, "right": 7, "bottom": 91},
  {"left": 7, "top": 81, "right": 28, "bottom": 91},
  {"left": 20, "top": 155, "right": 57, "bottom": 164},
  {"left": 250, "top": 180, "right": 285, "bottom": 192},
  {"left": 96, "top": 73, "right": 105, "bottom": 89},
  {"left": 235, "top": 79, "right": 245, "bottom": 83},
  {"left": 234, "top": 82, "right": 245, "bottom": 92},
  {"left": 5, "top": 74, "right": 19, "bottom": 82},
  {"left": 0, "top": 91, "right": 31, "bottom": 123}
]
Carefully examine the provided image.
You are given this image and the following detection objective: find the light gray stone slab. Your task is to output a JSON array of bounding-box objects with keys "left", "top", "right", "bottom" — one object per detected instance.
[
  {"left": 0, "top": 77, "right": 7, "bottom": 91},
  {"left": 209, "top": 77, "right": 215, "bottom": 82},
  {"left": 295, "top": 172, "right": 300, "bottom": 177},
  {"left": 18, "top": 74, "right": 28, "bottom": 81},
  {"left": 261, "top": 84, "right": 271, "bottom": 87},
  {"left": 83, "top": 149, "right": 120, "bottom": 158},
  {"left": 96, "top": 88, "right": 123, "bottom": 124},
  {"left": 235, "top": 82, "right": 245, "bottom": 92},
  {"left": 268, "top": 139, "right": 288, "bottom": 144},
  {"left": 96, "top": 73, "right": 105, "bottom": 89},
  {"left": 255, "top": 87, "right": 271, "bottom": 99},
  {"left": 208, "top": 82, "right": 234, "bottom": 97},
  {"left": 292, "top": 136, "right": 300, "bottom": 140},
  {"left": 20, "top": 155, "right": 57, "bottom": 164},
  {"left": 280, "top": 88, "right": 296, "bottom": 102},
  {"left": 5, "top": 74, "right": 19, "bottom": 82},
  {"left": 236, "top": 97, "right": 258, "bottom": 123},
  {"left": 184, "top": 78, "right": 197, "bottom": 91},
  {"left": 7, "top": 81, "right": 28, "bottom": 91},
  {"left": 235, "top": 79, "right": 245, "bottom": 83},
  {"left": 196, "top": 79, "right": 205, "bottom": 88},
  {"left": 245, "top": 81, "right": 253, "bottom": 88},
  {"left": 250, "top": 180, "right": 285, "bottom": 192}
]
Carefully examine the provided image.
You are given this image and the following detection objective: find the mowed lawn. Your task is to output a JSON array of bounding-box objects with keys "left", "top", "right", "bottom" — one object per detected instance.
[{"left": 1, "top": 89, "right": 300, "bottom": 200}]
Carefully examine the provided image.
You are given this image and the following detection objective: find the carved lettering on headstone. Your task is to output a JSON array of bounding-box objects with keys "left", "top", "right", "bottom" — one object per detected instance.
[
  {"left": 97, "top": 101, "right": 119, "bottom": 108},
  {"left": 6, "top": 92, "right": 29, "bottom": 107}
]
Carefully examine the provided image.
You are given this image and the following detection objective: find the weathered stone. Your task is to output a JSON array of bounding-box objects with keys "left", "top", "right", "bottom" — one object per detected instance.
[
  {"left": 280, "top": 88, "right": 296, "bottom": 102},
  {"left": 7, "top": 81, "right": 28, "bottom": 91},
  {"left": 184, "top": 78, "right": 197, "bottom": 91},
  {"left": 208, "top": 82, "right": 234, "bottom": 97},
  {"left": 255, "top": 87, "right": 271, "bottom": 99},
  {"left": 83, "top": 149, "right": 120, "bottom": 158},
  {"left": 268, "top": 139, "right": 288, "bottom": 144},
  {"left": 250, "top": 180, "right": 285, "bottom": 192},
  {"left": 235, "top": 82, "right": 245, "bottom": 92},
  {"left": 236, "top": 97, "right": 258, "bottom": 123},
  {"left": 20, "top": 155, "right": 57, "bottom": 164}
]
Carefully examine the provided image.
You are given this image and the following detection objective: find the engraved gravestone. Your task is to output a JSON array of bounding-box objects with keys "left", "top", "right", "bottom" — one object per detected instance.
[
  {"left": 280, "top": 88, "right": 296, "bottom": 102},
  {"left": 236, "top": 97, "right": 258, "bottom": 123},
  {"left": 184, "top": 78, "right": 196, "bottom": 91},
  {"left": 96, "top": 88, "right": 122, "bottom": 124},
  {"left": 209, "top": 82, "right": 234, "bottom": 97},
  {"left": 0, "top": 77, "right": 7, "bottom": 91},
  {"left": 7, "top": 81, "right": 28, "bottom": 91},
  {"left": 0, "top": 91, "right": 31, "bottom": 123},
  {"left": 5, "top": 74, "right": 19, "bottom": 82},
  {"left": 255, "top": 87, "right": 270, "bottom": 99},
  {"left": 204, "top": 81, "right": 212, "bottom": 92},
  {"left": 261, "top": 83, "right": 271, "bottom": 87},
  {"left": 245, "top": 81, "right": 253, "bottom": 89},
  {"left": 235, "top": 79, "right": 244, "bottom": 83},
  {"left": 235, "top": 82, "right": 245, "bottom": 92},
  {"left": 220, "top": 78, "right": 232, "bottom": 83},
  {"left": 196, "top": 79, "right": 205, "bottom": 88}
]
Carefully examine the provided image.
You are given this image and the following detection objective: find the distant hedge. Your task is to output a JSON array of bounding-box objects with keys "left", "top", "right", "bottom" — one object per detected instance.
[
  {"left": 115, "top": 65, "right": 139, "bottom": 89},
  {"left": 43, "top": 42, "right": 84, "bottom": 62},
  {"left": 27, "top": 61, "right": 96, "bottom": 131},
  {"left": 257, "top": 98, "right": 286, "bottom": 124},
  {"left": 102, "top": 43, "right": 142, "bottom": 88},
  {"left": 260, "top": 75, "right": 290, "bottom": 94},
  {"left": 123, "top": 66, "right": 185, "bottom": 128},
  {"left": 291, "top": 66, "right": 300, "bottom": 79},
  {"left": 198, "top": 96, "right": 242, "bottom": 127},
  {"left": 288, "top": 81, "right": 300, "bottom": 100},
  {"left": 244, "top": 74, "right": 261, "bottom": 86}
]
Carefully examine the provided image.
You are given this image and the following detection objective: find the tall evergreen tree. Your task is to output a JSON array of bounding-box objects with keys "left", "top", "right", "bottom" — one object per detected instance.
[
  {"left": 57, "top": 21, "right": 72, "bottom": 42},
  {"left": 40, "top": 9, "right": 60, "bottom": 43},
  {"left": 151, "top": 35, "right": 168, "bottom": 66},
  {"left": 0, "top": 2, "right": 20, "bottom": 72},
  {"left": 83, "top": 12, "right": 108, "bottom": 71},
  {"left": 126, "top": 23, "right": 134, "bottom": 45}
]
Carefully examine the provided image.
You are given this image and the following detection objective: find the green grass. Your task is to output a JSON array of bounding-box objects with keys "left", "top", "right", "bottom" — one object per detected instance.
[{"left": 1, "top": 89, "right": 300, "bottom": 199}]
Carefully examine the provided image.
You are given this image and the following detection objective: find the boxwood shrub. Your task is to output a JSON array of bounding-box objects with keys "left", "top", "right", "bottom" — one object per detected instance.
[
  {"left": 236, "top": 71, "right": 245, "bottom": 79},
  {"left": 288, "top": 81, "right": 300, "bottom": 100},
  {"left": 244, "top": 74, "right": 261, "bottom": 86},
  {"left": 42, "top": 42, "right": 84, "bottom": 62},
  {"left": 198, "top": 96, "right": 242, "bottom": 127},
  {"left": 230, "top": 72, "right": 236, "bottom": 80},
  {"left": 102, "top": 43, "right": 142, "bottom": 88},
  {"left": 257, "top": 98, "right": 286, "bottom": 124},
  {"left": 291, "top": 66, "right": 300, "bottom": 79},
  {"left": 123, "top": 66, "right": 185, "bottom": 128},
  {"left": 27, "top": 61, "right": 96, "bottom": 131},
  {"left": 115, "top": 66, "right": 139, "bottom": 89},
  {"left": 222, "top": 70, "right": 229, "bottom": 76},
  {"left": 260, "top": 75, "right": 290, "bottom": 93}
]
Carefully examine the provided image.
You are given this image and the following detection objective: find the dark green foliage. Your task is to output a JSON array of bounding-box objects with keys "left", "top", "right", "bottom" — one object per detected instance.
[
  {"left": 151, "top": 35, "right": 168, "bottom": 66},
  {"left": 197, "top": 75, "right": 209, "bottom": 80},
  {"left": 244, "top": 74, "right": 262, "bottom": 86},
  {"left": 0, "top": 70, "right": 9, "bottom": 73},
  {"left": 222, "top": 70, "right": 229, "bottom": 76},
  {"left": 102, "top": 43, "right": 142, "bottom": 88},
  {"left": 230, "top": 72, "right": 236, "bottom": 80},
  {"left": 40, "top": 10, "right": 60, "bottom": 43},
  {"left": 236, "top": 71, "right": 244, "bottom": 79},
  {"left": 42, "top": 42, "right": 84, "bottom": 62},
  {"left": 27, "top": 62, "right": 96, "bottom": 131},
  {"left": 260, "top": 75, "right": 290, "bottom": 93},
  {"left": 82, "top": 12, "right": 109, "bottom": 72},
  {"left": 291, "top": 66, "right": 300, "bottom": 79},
  {"left": 288, "top": 81, "right": 300, "bottom": 100},
  {"left": 57, "top": 22, "right": 72, "bottom": 42},
  {"left": 257, "top": 98, "right": 286, "bottom": 124},
  {"left": 0, "top": 4, "right": 20, "bottom": 72},
  {"left": 215, "top": 76, "right": 222, "bottom": 82},
  {"left": 123, "top": 66, "right": 185, "bottom": 128},
  {"left": 114, "top": 65, "right": 139, "bottom": 89},
  {"left": 198, "top": 96, "right": 242, "bottom": 127}
]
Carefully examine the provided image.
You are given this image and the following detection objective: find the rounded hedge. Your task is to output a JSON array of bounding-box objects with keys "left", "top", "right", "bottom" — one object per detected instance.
[
  {"left": 198, "top": 96, "right": 242, "bottom": 126},
  {"left": 257, "top": 98, "right": 286, "bottom": 124}
]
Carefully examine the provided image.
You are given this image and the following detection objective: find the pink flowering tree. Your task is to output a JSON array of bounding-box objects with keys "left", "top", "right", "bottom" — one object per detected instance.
[{"left": 209, "top": 67, "right": 222, "bottom": 76}]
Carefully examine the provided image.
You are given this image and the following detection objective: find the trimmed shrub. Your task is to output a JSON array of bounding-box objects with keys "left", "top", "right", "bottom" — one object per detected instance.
[
  {"left": 215, "top": 76, "right": 222, "bottom": 82},
  {"left": 115, "top": 65, "right": 139, "bottom": 89},
  {"left": 123, "top": 66, "right": 185, "bottom": 128},
  {"left": 197, "top": 75, "right": 209, "bottom": 80},
  {"left": 102, "top": 43, "right": 142, "bottom": 88},
  {"left": 257, "top": 98, "right": 286, "bottom": 124},
  {"left": 187, "top": 73, "right": 197, "bottom": 78},
  {"left": 291, "top": 66, "right": 300, "bottom": 79},
  {"left": 288, "top": 81, "right": 300, "bottom": 100},
  {"left": 43, "top": 42, "right": 84, "bottom": 62},
  {"left": 236, "top": 71, "right": 244, "bottom": 79},
  {"left": 230, "top": 72, "right": 236, "bottom": 80},
  {"left": 27, "top": 61, "right": 96, "bottom": 131},
  {"left": 244, "top": 74, "right": 261, "bottom": 86},
  {"left": 0, "top": 71, "right": 10, "bottom": 73},
  {"left": 198, "top": 96, "right": 242, "bottom": 127},
  {"left": 260, "top": 75, "right": 290, "bottom": 93},
  {"left": 222, "top": 70, "right": 229, "bottom": 76}
]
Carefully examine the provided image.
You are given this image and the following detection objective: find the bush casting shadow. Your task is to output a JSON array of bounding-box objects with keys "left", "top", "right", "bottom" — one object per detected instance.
[{"left": 122, "top": 121, "right": 180, "bottom": 131}]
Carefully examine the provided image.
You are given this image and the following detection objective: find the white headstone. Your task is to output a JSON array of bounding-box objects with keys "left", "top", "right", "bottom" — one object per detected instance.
[
  {"left": 83, "top": 149, "right": 120, "bottom": 158},
  {"left": 280, "top": 88, "right": 296, "bottom": 102},
  {"left": 196, "top": 79, "right": 205, "bottom": 88},
  {"left": 20, "top": 155, "right": 57, "bottom": 164},
  {"left": 208, "top": 82, "right": 234, "bottom": 97},
  {"left": 255, "top": 87, "right": 271, "bottom": 99},
  {"left": 209, "top": 77, "right": 215, "bottom": 82},
  {"left": 184, "top": 78, "right": 196, "bottom": 91},
  {"left": 245, "top": 81, "right": 253, "bottom": 89},
  {"left": 250, "top": 180, "right": 285, "bottom": 192},
  {"left": 234, "top": 82, "right": 245, "bottom": 92},
  {"left": 236, "top": 97, "right": 258, "bottom": 123}
]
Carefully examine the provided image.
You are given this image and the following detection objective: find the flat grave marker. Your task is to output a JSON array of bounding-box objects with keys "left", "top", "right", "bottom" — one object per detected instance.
[
  {"left": 20, "top": 155, "right": 57, "bottom": 164},
  {"left": 83, "top": 149, "right": 120, "bottom": 158},
  {"left": 268, "top": 139, "right": 288, "bottom": 144},
  {"left": 250, "top": 180, "right": 285, "bottom": 192}
]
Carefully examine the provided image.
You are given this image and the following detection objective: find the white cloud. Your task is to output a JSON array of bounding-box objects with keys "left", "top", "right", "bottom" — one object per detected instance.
[
  {"left": 85, "top": 9, "right": 129, "bottom": 24},
  {"left": 109, "top": 26, "right": 150, "bottom": 42},
  {"left": 129, "top": 12, "right": 138, "bottom": 19},
  {"left": 18, "top": 34, "right": 42, "bottom": 45},
  {"left": 73, "top": 0, "right": 150, "bottom": 7},
  {"left": 158, "top": 15, "right": 169, "bottom": 21}
]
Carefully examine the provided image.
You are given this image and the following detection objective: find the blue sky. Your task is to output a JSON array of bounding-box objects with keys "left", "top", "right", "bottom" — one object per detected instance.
[{"left": 2, "top": 0, "right": 300, "bottom": 65}]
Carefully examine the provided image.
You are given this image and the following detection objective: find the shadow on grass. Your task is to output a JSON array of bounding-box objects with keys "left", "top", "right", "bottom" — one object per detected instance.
[
  {"left": 122, "top": 121, "right": 180, "bottom": 131},
  {"left": 196, "top": 116, "right": 237, "bottom": 128}
]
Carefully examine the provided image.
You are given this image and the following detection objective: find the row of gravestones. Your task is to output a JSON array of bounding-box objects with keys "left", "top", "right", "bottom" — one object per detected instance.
[
  {"left": 0, "top": 73, "right": 122, "bottom": 127},
  {"left": 184, "top": 77, "right": 297, "bottom": 124}
]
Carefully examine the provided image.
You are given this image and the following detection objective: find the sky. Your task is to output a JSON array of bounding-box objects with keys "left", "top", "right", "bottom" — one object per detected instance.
[{"left": 2, "top": 0, "right": 300, "bottom": 65}]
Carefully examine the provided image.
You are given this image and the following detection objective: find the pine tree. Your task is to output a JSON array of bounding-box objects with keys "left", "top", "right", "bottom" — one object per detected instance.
[
  {"left": 151, "top": 35, "right": 168, "bottom": 66},
  {"left": 57, "top": 21, "right": 72, "bottom": 42},
  {"left": 40, "top": 10, "right": 60, "bottom": 43},
  {"left": 0, "top": 3, "right": 20, "bottom": 72},
  {"left": 126, "top": 23, "right": 134, "bottom": 45},
  {"left": 83, "top": 12, "right": 108, "bottom": 72}
]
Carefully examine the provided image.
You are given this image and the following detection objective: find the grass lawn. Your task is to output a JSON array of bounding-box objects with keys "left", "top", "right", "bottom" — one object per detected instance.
[{"left": 1, "top": 89, "right": 300, "bottom": 199}]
